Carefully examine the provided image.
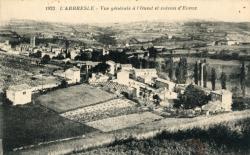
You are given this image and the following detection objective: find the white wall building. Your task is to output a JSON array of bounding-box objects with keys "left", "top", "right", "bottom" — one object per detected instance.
[
  {"left": 210, "top": 89, "right": 233, "bottom": 111},
  {"left": 154, "top": 78, "right": 176, "bottom": 92},
  {"left": 133, "top": 69, "right": 158, "bottom": 80},
  {"left": 116, "top": 70, "right": 130, "bottom": 85},
  {"left": 106, "top": 60, "right": 116, "bottom": 75},
  {"left": 0, "top": 41, "right": 11, "bottom": 51},
  {"left": 89, "top": 73, "right": 109, "bottom": 85},
  {"left": 120, "top": 64, "right": 133, "bottom": 71},
  {"left": 6, "top": 84, "right": 32, "bottom": 105},
  {"left": 202, "top": 89, "right": 233, "bottom": 113},
  {"left": 53, "top": 67, "right": 80, "bottom": 84}
]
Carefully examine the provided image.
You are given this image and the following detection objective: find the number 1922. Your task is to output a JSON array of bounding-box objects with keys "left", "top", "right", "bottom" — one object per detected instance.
[{"left": 45, "top": 6, "right": 56, "bottom": 11}]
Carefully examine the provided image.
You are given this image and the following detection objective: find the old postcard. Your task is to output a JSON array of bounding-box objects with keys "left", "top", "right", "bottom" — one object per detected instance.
[{"left": 0, "top": 0, "right": 250, "bottom": 154}]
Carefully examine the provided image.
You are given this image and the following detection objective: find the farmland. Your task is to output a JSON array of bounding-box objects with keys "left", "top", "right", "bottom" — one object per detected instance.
[
  {"left": 11, "top": 110, "right": 250, "bottom": 155},
  {"left": 36, "top": 84, "right": 116, "bottom": 113},
  {"left": 61, "top": 98, "right": 140, "bottom": 122},
  {"left": 86, "top": 112, "right": 163, "bottom": 132},
  {"left": 0, "top": 51, "right": 61, "bottom": 90}
]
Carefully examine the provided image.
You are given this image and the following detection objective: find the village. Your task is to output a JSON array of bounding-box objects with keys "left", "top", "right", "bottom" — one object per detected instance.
[
  {"left": 0, "top": 36, "right": 236, "bottom": 116},
  {"left": 0, "top": 20, "right": 250, "bottom": 154}
]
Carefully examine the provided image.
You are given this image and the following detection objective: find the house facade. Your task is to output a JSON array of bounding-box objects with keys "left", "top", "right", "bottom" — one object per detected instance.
[{"left": 6, "top": 84, "right": 32, "bottom": 105}]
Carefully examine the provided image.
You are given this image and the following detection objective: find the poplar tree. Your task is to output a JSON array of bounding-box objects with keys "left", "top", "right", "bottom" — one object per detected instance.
[
  {"left": 203, "top": 65, "right": 207, "bottom": 88},
  {"left": 211, "top": 68, "right": 216, "bottom": 90},
  {"left": 220, "top": 72, "right": 227, "bottom": 89},
  {"left": 240, "top": 61, "right": 246, "bottom": 97},
  {"left": 194, "top": 61, "right": 199, "bottom": 85}
]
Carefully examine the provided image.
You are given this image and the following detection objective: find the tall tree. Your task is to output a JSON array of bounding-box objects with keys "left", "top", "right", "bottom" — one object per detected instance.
[
  {"left": 211, "top": 68, "right": 216, "bottom": 90},
  {"left": 203, "top": 65, "right": 207, "bottom": 88},
  {"left": 148, "top": 46, "right": 157, "bottom": 60},
  {"left": 65, "top": 40, "right": 70, "bottom": 49},
  {"left": 220, "top": 72, "right": 227, "bottom": 89},
  {"left": 175, "top": 64, "right": 180, "bottom": 84},
  {"left": 240, "top": 61, "right": 247, "bottom": 97},
  {"left": 175, "top": 57, "right": 188, "bottom": 84},
  {"left": 168, "top": 57, "right": 174, "bottom": 80},
  {"left": 198, "top": 62, "right": 202, "bottom": 86},
  {"left": 194, "top": 61, "right": 199, "bottom": 85},
  {"left": 181, "top": 57, "right": 188, "bottom": 83}
]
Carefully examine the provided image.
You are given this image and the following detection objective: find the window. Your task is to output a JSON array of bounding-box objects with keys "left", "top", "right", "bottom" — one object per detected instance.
[{"left": 23, "top": 91, "right": 26, "bottom": 95}]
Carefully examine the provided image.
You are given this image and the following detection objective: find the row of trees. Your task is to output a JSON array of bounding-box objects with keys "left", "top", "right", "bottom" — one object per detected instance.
[
  {"left": 167, "top": 57, "right": 188, "bottom": 84},
  {"left": 166, "top": 58, "right": 247, "bottom": 97},
  {"left": 194, "top": 61, "right": 247, "bottom": 97}
]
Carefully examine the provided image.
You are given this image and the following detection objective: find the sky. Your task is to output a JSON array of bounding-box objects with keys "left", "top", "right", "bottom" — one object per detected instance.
[{"left": 0, "top": 0, "right": 250, "bottom": 24}]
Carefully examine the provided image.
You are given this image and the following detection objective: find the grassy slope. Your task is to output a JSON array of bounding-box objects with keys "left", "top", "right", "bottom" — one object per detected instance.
[
  {"left": 2, "top": 103, "right": 96, "bottom": 152},
  {"left": 78, "top": 118, "right": 250, "bottom": 155}
]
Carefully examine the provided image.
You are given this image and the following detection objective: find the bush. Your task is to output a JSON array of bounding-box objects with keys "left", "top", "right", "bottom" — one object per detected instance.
[{"left": 174, "top": 84, "right": 210, "bottom": 109}]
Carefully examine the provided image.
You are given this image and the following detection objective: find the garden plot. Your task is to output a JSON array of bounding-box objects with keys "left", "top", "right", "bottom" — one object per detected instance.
[
  {"left": 86, "top": 112, "right": 163, "bottom": 132},
  {"left": 36, "top": 84, "right": 116, "bottom": 113},
  {"left": 60, "top": 98, "right": 139, "bottom": 123}
]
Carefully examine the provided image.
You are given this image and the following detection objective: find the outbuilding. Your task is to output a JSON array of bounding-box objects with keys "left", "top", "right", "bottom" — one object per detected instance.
[{"left": 6, "top": 84, "right": 32, "bottom": 105}]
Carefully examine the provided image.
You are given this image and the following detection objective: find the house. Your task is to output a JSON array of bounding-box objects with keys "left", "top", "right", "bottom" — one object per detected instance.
[
  {"left": 227, "top": 40, "right": 239, "bottom": 46},
  {"left": 53, "top": 67, "right": 80, "bottom": 84},
  {"left": 155, "top": 87, "right": 178, "bottom": 100},
  {"left": 154, "top": 78, "right": 176, "bottom": 92},
  {"left": 106, "top": 60, "right": 116, "bottom": 75},
  {"left": 116, "top": 70, "right": 130, "bottom": 85},
  {"left": 69, "top": 49, "right": 80, "bottom": 60},
  {"left": 64, "top": 67, "right": 81, "bottom": 84},
  {"left": 6, "top": 84, "right": 32, "bottom": 105},
  {"left": 137, "top": 76, "right": 153, "bottom": 85},
  {"left": 120, "top": 64, "right": 133, "bottom": 71},
  {"left": 0, "top": 41, "right": 11, "bottom": 51},
  {"left": 89, "top": 73, "right": 109, "bottom": 85},
  {"left": 133, "top": 69, "right": 157, "bottom": 79},
  {"left": 210, "top": 89, "right": 232, "bottom": 111},
  {"left": 127, "top": 79, "right": 156, "bottom": 99},
  {"left": 202, "top": 89, "right": 233, "bottom": 113}
]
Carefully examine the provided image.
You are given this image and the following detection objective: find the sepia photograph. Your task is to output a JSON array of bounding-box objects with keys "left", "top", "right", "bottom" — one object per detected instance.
[{"left": 0, "top": 0, "right": 250, "bottom": 154}]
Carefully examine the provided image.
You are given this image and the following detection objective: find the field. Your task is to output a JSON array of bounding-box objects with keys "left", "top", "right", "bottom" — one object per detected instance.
[
  {"left": 1, "top": 103, "right": 97, "bottom": 152},
  {"left": 11, "top": 110, "right": 250, "bottom": 155},
  {"left": 60, "top": 98, "right": 139, "bottom": 122},
  {"left": 86, "top": 112, "right": 163, "bottom": 132},
  {"left": 0, "top": 52, "right": 61, "bottom": 90},
  {"left": 36, "top": 84, "right": 116, "bottom": 113}
]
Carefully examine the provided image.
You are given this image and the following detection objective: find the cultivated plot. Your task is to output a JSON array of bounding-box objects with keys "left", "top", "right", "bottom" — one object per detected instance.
[
  {"left": 60, "top": 98, "right": 138, "bottom": 122},
  {"left": 36, "top": 84, "right": 116, "bottom": 113},
  {"left": 86, "top": 112, "right": 163, "bottom": 132}
]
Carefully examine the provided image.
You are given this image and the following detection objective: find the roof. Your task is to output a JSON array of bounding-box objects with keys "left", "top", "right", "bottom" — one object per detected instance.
[
  {"left": 7, "top": 84, "right": 31, "bottom": 91},
  {"left": 121, "top": 64, "right": 133, "bottom": 67},
  {"left": 106, "top": 60, "right": 116, "bottom": 64},
  {"left": 155, "top": 78, "right": 176, "bottom": 85},
  {"left": 134, "top": 68, "right": 157, "bottom": 73},
  {"left": 67, "top": 66, "right": 80, "bottom": 72},
  {"left": 211, "top": 89, "right": 232, "bottom": 95}
]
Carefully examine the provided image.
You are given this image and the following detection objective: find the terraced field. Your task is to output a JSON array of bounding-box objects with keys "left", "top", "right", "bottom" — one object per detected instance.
[
  {"left": 60, "top": 98, "right": 139, "bottom": 122},
  {"left": 86, "top": 112, "right": 163, "bottom": 132}
]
